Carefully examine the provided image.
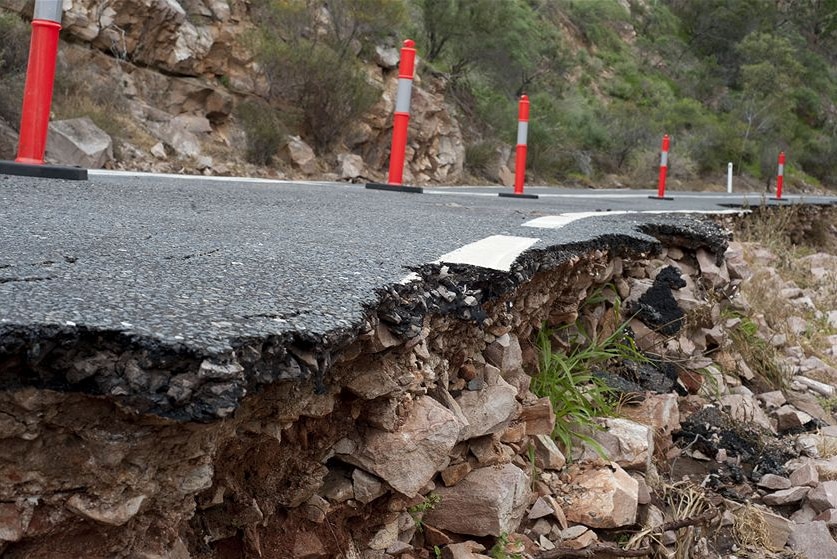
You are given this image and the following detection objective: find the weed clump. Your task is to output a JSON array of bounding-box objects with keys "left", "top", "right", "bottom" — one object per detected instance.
[{"left": 532, "top": 305, "right": 648, "bottom": 456}]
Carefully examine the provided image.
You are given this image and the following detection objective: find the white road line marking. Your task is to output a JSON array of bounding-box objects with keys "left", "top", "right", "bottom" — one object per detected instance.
[
  {"left": 436, "top": 235, "right": 539, "bottom": 271},
  {"left": 523, "top": 211, "right": 630, "bottom": 228},
  {"left": 88, "top": 169, "right": 345, "bottom": 188},
  {"left": 522, "top": 209, "right": 748, "bottom": 229}
]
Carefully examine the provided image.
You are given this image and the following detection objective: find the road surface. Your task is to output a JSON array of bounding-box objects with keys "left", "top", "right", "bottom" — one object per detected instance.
[{"left": 2, "top": 170, "right": 834, "bottom": 354}]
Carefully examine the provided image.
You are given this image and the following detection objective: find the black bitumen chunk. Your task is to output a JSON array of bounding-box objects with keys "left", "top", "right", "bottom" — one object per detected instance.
[{"left": 632, "top": 266, "right": 686, "bottom": 336}]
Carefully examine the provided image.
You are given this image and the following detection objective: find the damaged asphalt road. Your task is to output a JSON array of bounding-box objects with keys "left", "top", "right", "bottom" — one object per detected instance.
[{"left": 0, "top": 172, "right": 832, "bottom": 419}]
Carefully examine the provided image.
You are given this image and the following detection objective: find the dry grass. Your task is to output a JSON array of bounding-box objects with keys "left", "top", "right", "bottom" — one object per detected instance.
[
  {"left": 50, "top": 64, "right": 156, "bottom": 153},
  {"left": 625, "top": 482, "right": 713, "bottom": 559},
  {"left": 815, "top": 430, "right": 837, "bottom": 459},
  {"left": 733, "top": 504, "right": 774, "bottom": 551},
  {"left": 731, "top": 206, "right": 837, "bottom": 374}
]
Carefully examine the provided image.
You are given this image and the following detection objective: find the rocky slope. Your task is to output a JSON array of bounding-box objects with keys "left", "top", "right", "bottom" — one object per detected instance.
[
  {"left": 0, "top": 0, "right": 465, "bottom": 184},
  {"left": 2, "top": 205, "right": 836, "bottom": 559}
]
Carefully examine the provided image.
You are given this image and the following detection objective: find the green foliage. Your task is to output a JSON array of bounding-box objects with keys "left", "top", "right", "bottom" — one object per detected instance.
[
  {"left": 464, "top": 140, "right": 498, "bottom": 180},
  {"left": 408, "top": 493, "right": 440, "bottom": 532},
  {"left": 238, "top": 0, "right": 837, "bottom": 186},
  {"left": 251, "top": 0, "right": 401, "bottom": 150},
  {"left": 489, "top": 532, "right": 523, "bottom": 559},
  {"left": 532, "top": 310, "right": 645, "bottom": 456},
  {"left": 562, "top": 0, "right": 631, "bottom": 52},
  {"left": 727, "top": 313, "right": 790, "bottom": 390},
  {"left": 235, "top": 99, "right": 287, "bottom": 165},
  {"left": 0, "top": 12, "right": 28, "bottom": 127}
]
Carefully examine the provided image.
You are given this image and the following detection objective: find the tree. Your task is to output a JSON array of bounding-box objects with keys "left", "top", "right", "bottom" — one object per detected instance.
[
  {"left": 250, "top": 0, "right": 404, "bottom": 150},
  {"left": 732, "top": 32, "right": 803, "bottom": 176}
]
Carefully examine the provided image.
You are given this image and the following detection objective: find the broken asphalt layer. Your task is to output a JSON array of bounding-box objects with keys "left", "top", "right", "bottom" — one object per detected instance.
[{"left": 0, "top": 173, "right": 811, "bottom": 420}]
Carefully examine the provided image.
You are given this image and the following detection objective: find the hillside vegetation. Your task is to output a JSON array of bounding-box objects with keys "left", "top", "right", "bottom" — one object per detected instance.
[
  {"left": 1, "top": 0, "right": 835, "bottom": 190},
  {"left": 247, "top": 0, "right": 837, "bottom": 189}
]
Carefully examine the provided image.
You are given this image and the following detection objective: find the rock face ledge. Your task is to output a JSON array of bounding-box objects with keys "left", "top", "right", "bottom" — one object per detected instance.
[{"left": 0, "top": 216, "right": 732, "bottom": 558}]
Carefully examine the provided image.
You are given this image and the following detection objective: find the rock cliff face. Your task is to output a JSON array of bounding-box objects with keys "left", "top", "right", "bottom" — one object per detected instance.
[{"left": 0, "top": 0, "right": 465, "bottom": 183}]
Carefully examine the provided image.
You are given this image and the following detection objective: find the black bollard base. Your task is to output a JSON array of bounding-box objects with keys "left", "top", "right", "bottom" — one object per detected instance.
[
  {"left": 0, "top": 160, "right": 88, "bottom": 180},
  {"left": 648, "top": 195, "right": 674, "bottom": 200},
  {"left": 365, "top": 182, "right": 423, "bottom": 194},
  {"left": 499, "top": 192, "right": 538, "bottom": 199}
]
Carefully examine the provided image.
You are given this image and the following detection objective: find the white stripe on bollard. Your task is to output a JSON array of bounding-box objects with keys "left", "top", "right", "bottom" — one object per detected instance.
[
  {"left": 395, "top": 79, "right": 413, "bottom": 114},
  {"left": 778, "top": 164, "right": 784, "bottom": 175},
  {"left": 34, "top": 0, "right": 63, "bottom": 22},
  {"left": 516, "top": 122, "right": 528, "bottom": 146},
  {"left": 660, "top": 151, "right": 668, "bottom": 167}
]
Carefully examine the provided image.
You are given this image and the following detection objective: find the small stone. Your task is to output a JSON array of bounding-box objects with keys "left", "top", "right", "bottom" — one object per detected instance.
[
  {"left": 634, "top": 476, "right": 651, "bottom": 505},
  {"left": 368, "top": 519, "right": 399, "bottom": 550},
  {"left": 353, "top": 469, "right": 386, "bottom": 504},
  {"left": 808, "top": 481, "right": 837, "bottom": 513},
  {"left": 470, "top": 436, "right": 508, "bottom": 467},
  {"left": 0, "top": 503, "right": 30, "bottom": 542},
  {"left": 559, "top": 525, "right": 588, "bottom": 540},
  {"left": 441, "top": 541, "right": 486, "bottom": 559},
  {"left": 441, "top": 462, "right": 472, "bottom": 487},
  {"left": 760, "top": 507, "right": 795, "bottom": 550},
  {"left": 776, "top": 405, "right": 814, "bottom": 432},
  {"left": 543, "top": 495, "right": 568, "bottom": 529},
  {"left": 456, "top": 376, "right": 519, "bottom": 440},
  {"left": 530, "top": 518, "right": 553, "bottom": 538},
  {"left": 538, "top": 535, "right": 555, "bottom": 551},
  {"left": 563, "top": 528, "right": 597, "bottom": 550},
  {"left": 762, "top": 486, "right": 809, "bottom": 506},
  {"left": 303, "top": 495, "right": 329, "bottom": 524},
  {"left": 790, "top": 463, "right": 819, "bottom": 488},
  {"left": 813, "top": 508, "right": 837, "bottom": 527},
  {"left": 619, "top": 394, "right": 680, "bottom": 436},
  {"left": 720, "top": 393, "right": 775, "bottom": 433},
  {"left": 532, "top": 434, "right": 566, "bottom": 470},
  {"left": 757, "top": 390, "right": 787, "bottom": 410},
  {"left": 564, "top": 464, "right": 638, "bottom": 528},
  {"left": 520, "top": 398, "right": 556, "bottom": 435},
  {"left": 293, "top": 531, "right": 327, "bottom": 559},
  {"left": 528, "top": 497, "right": 554, "bottom": 520},
  {"left": 65, "top": 494, "right": 146, "bottom": 527},
  {"left": 757, "top": 474, "right": 791, "bottom": 490},
  {"left": 796, "top": 376, "right": 835, "bottom": 398},
  {"left": 293, "top": 532, "right": 328, "bottom": 559},
  {"left": 386, "top": 541, "right": 413, "bottom": 555},
  {"left": 423, "top": 524, "right": 452, "bottom": 547},
  {"left": 150, "top": 142, "right": 167, "bottom": 159},
  {"left": 788, "top": 521, "right": 837, "bottom": 559},
  {"left": 500, "top": 422, "right": 527, "bottom": 444},
  {"left": 321, "top": 471, "right": 354, "bottom": 503},
  {"left": 424, "top": 464, "right": 531, "bottom": 537},
  {"left": 791, "top": 504, "right": 818, "bottom": 523}
]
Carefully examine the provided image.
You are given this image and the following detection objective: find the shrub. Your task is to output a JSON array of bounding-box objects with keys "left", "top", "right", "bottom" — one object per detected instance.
[
  {"left": 251, "top": 0, "right": 401, "bottom": 151},
  {"left": 464, "top": 140, "right": 498, "bottom": 180},
  {"left": 0, "top": 12, "right": 29, "bottom": 127},
  {"left": 235, "top": 99, "right": 287, "bottom": 165}
]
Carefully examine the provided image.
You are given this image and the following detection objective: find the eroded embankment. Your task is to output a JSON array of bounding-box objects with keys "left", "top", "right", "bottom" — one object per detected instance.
[{"left": 0, "top": 217, "right": 731, "bottom": 558}]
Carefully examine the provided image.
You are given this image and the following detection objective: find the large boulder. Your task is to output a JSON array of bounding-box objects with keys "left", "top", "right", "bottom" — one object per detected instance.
[
  {"left": 564, "top": 464, "right": 638, "bottom": 528},
  {"left": 424, "top": 464, "right": 530, "bottom": 537},
  {"left": 337, "top": 396, "right": 461, "bottom": 498},
  {"left": 46, "top": 117, "right": 113, "bottom": 168},
  {"left": 455, "top": 375, "right": 518, "bottom": 440}
]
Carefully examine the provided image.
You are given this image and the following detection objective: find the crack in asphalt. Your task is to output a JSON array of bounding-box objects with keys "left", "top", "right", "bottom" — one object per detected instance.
[
  {"left": 164, "top": 248, "right": 221, "bottom": 261},
  {"left": 0, "top": 276, "right": 53, "bottom": 284}
]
